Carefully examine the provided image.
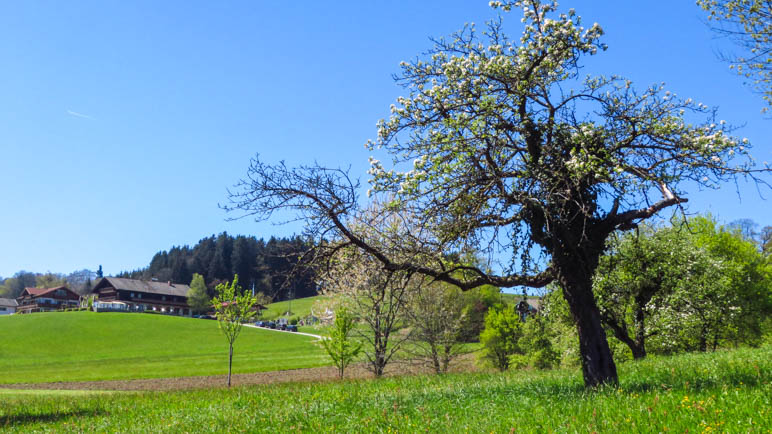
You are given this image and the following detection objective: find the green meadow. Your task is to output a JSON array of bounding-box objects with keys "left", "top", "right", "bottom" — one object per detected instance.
[
  {"left": 0, "top": 311, "right": 327, "bottom": 384},
  {"left": 258, "top": 294, "right": 329, "bottom": 321},
  {"left": 1, "top": 345, "right": 769, "bottom": 432}
]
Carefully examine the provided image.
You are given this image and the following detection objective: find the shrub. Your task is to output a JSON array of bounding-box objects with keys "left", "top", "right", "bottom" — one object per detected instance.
[
  {"left": 519, "top": 315, "right": 560, "bottom": 370},
  {"left": 478, "top": 307, "right": 523, "bottom": 371}
]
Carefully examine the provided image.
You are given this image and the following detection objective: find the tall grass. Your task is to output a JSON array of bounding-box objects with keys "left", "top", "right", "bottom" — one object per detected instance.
[{"left": 2, "top": 345, "right": 769, "bottom": 432}]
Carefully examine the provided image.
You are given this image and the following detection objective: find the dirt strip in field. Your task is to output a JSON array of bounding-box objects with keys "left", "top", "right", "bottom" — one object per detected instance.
[{"left": 0, "top": 357, "right": 479, "bottom": 392}]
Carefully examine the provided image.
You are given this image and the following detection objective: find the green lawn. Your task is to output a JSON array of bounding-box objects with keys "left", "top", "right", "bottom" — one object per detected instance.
[
  {"left": 0, "top": 311, "right": 327, "bottom": 384},
  {"left": 0, "top": 345, "right": 768, "bottom": 432},
  {"left": 259, "top": 294, "right": 329, "bottom": 321}
]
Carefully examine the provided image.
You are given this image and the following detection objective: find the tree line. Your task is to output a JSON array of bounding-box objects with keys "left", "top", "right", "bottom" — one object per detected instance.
[
  {"left": 1, "top": 233, "right": 319, "bottom": 304},
  {"left": 0, "top": 268, "right": 100, "bottom": 299},
  {"left": 116, "top": 232, "right": 318, "bottom": 302}
]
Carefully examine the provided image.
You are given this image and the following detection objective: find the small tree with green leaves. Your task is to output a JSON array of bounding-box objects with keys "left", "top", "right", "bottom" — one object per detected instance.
[
  {"left": 479, "top": 307, "right": 523, "bottom": 371},
  {"left": 187, "top": 273, "right": 210, "bottom": 314},
  {"left": 517, "top": 314, "right": 560, "bottom": 370},
  {"left": 405, "top": 283, "right": 467, "bottom": 374},
  {"left": 321, "top": 308, "right": 362, "bottom": 379},
  {"left": 212, "top": 274, "right": 257, "bottom": 387}
]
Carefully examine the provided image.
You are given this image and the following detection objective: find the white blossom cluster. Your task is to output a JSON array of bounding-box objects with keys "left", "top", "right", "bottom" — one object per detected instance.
[{"left": 365, "top": 0, "right": 755, "bottom": 206}]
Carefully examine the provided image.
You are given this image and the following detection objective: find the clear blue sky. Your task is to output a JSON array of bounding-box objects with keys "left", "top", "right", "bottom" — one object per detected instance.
[{"left": 1, "top": 1, "right": 770, "bottom": 278}]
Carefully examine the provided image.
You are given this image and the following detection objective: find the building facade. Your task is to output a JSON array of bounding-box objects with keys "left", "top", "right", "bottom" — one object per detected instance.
[
  {"left": 91, "top": 277, "right": 192, "bottom": 316},
  {"left": 15, "top": 287, "right": 80, "bottom": 314},
  {"left": 0, "top": 298, "right": 18, "bottom": 315}
]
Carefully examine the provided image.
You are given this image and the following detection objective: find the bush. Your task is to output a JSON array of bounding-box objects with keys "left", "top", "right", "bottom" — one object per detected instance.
[
  {"left": 519, "top": 315, "right": 560, "bottom": 370},
  {"left": 290, "top": 317, "right": 299, "bottom": 326},
  {"left": 478, "top": 307, "right": 523, "bottom": 371},
  {"left": 508, "top": 354, "right": 529, "bottom": 370}
]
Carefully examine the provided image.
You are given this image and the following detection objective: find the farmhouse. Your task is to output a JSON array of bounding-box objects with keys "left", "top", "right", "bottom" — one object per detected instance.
[
  {"left": 91, "top": 277, "right": 192, "bottom": 316},
  {"left": 0, "top": 298, "right": 18, "bottom": 315},
  {"left": 515, "top": 297, "right": 541, "bottom": 322},
  {"left": 15, "top": 286, "right": 80, "bottom": 314}
]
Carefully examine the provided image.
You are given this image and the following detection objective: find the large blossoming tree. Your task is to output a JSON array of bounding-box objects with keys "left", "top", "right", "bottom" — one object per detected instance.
[{"left": 227, "top": 0, "right": 770, "bottom": 387}]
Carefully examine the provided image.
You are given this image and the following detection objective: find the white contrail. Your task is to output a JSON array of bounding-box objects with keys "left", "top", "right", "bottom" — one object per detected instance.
[{"left": 67, "top": 110, "right": 93, "bottom": 120}]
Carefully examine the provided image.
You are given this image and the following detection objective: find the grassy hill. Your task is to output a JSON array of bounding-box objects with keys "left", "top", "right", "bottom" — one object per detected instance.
[
  {"left": 1, "top": 345, "right": 769, "bottom": 431},
  {"left": 0, "top": 311, "right": 327, "bottom": 384},
  {"left": 259, "top": 294, "right": 330, "bottom": 321}
]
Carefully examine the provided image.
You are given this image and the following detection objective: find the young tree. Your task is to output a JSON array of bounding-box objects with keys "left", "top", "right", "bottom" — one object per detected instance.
[
  {"left": 404, "top": 283, "right": 467, "bottom": 374},
  {"left": 187, "top": 273, "right": 211, "bottom": 314},
  {"left": 212, "top": 275, "right": 257, "bottom": 387},
  {"left": 479, "top": 307, "right": 524, "bottom": 371},
  {"left": 321, "top": 308, "right": 362, "bottom": 379},
  {"left": 328, "top": 249, "right": 415, "bottom": 378},
  {"left": 698, "top": 0, "right": 772, "bottom": 109},
  {"left": 226, "top": 1, "right": 771, "bottom": 387}
]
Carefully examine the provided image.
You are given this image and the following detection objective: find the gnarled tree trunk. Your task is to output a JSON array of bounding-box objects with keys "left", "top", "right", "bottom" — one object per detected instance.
[
  {"left": 553, "top": 231, "right": 618, "bottom": 387},
  {"left": 560, "top": 272, "right": 618, "bottom": 386}
]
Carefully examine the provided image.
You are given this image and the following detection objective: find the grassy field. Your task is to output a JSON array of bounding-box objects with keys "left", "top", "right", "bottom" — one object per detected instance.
[
  {"left": 259, "top": 295, "right": 329, "bottom": 321},
  {"left": 0, "top": 311, "right": 327, "bottom": 384},
  {"left": 1, "top": 345, "right": 768, "bottom": 432}
]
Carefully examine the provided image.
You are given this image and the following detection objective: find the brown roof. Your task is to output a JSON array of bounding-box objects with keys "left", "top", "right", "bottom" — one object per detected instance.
[
  {"left": 0, "top": 298, "right": 18, "bottom": 307},
  {"left": 20, "top": 286, "right": 79, "bottom": 299},
  {"left": 92, "top": 277, "right": 191, "bottom": 298}
]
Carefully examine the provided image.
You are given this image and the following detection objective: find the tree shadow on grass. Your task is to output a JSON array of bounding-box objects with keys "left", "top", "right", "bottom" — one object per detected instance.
[{"left": 1, "top": 409, "right": 105, "bottom": 427}]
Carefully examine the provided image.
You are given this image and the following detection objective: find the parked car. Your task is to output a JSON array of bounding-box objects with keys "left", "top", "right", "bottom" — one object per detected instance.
[
  {"left": 255, "top": 321, "right": 265, "bottom": 327},
  {"left": 267, "top": 321, "right": 276, "bottom": 329},
  {"left": 286, "top": 324, "right": 298, "bottom": 332},
  {"left": 199, "top": 315, "right": 215, "bottom": 320},
  {"left": 278, "top": 323, "right": 287, "bottom": 331}
]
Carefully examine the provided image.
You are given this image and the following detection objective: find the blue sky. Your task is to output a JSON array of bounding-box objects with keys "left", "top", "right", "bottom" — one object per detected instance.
[{"left": 1, "top": 1, "right": 770, "bottom": 278}]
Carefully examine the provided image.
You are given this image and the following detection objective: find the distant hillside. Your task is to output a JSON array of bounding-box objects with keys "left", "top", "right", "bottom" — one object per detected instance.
[
  {"left": 0, "top": 311, "right": 327, "bottom": 384},
  {"left": 260, "top": 294, "right": 331, "bottom": 321},
  {"left": 117, "top": 232, "right": 319, "bottom": 302}
]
